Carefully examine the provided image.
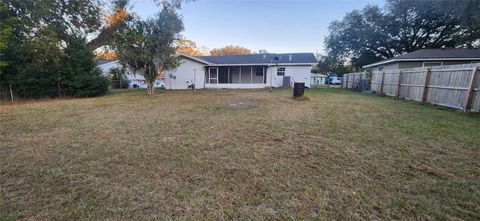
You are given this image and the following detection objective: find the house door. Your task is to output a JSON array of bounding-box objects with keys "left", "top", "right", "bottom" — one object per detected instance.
[
  {"left": 209, "top": 67, "right": 218, "bottom": 84},
  {"left": 275, "top": 67, "right": 285, "bottom": 87}
]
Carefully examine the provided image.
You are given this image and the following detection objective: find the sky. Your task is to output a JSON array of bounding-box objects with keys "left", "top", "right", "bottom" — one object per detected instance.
[{"left": 131, "top": 0, "right": 385, "bottom": 54}]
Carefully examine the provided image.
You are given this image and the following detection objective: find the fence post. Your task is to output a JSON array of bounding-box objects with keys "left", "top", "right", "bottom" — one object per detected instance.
[
  {"left": 396, "top": 71, "right": 402, "bottom": 99},
  {"left": 380, "top": 71, "right": 385, "bottom": 95},
  {"left": 9, "top": 84, "right": 14, "bottom": 102},
  {"left": 464, "top": 67, "right": 479, "bottom": 112},
  {"left": 346, "top": 74, "right": 349, "bottom": 89},
  {"left": 422, "top": 68, "right": 431, "bottom": 102}
]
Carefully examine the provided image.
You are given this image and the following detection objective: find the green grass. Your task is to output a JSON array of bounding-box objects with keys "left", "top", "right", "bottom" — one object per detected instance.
[{"left": 1, "top": 88, "right": 479, "bottom": 220}]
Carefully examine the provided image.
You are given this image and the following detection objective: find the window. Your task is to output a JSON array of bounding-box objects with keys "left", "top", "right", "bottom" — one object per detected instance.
[
  {"left": 277, "top": 67, "right": 285, "bottom": 76},
  {"left": 378, "top": 66, "right": 384, "bottom": 71},
  {"left": 255, "top": 67, "right": 264, "bottom": 76},
  {"left": 208, "top": 67, "right": 218, "bottom": 84},
  {"left": 472, "top": 61, "right": 480, "bottom": 64},
  {"left": 423, "top": 62, "right": 442, "bottom": 67}
]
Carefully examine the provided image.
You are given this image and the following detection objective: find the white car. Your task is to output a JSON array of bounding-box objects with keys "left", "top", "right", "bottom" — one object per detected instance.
[{"left": 329, "top": 76, "right": 342, "bottom": 85}]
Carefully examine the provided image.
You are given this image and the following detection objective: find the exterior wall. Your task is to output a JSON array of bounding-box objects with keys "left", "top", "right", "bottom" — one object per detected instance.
[
  {"left": 205, "top": 83, "right": 268, "bottom": 89},
  {"left": 165, "top": 58, "right": 206, "bottom": 89},
  {"left": 270, "top": 65, "right": 312, "bottom": 88},
  {"left": 369, "top": 63, "right": 399, "bottom": 72},
  {"left": 163, "top": 60, "right": 313, "bottom": 89},
  {"left": 311, "top": 74, "right": 327, "bottom": 85}
]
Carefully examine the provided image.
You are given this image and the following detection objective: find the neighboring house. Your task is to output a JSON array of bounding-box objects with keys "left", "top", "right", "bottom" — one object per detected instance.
[
  {"left": 95, "top": 60, "right": 165, "bottom": 89},
  {"left": 165, "top": 53, "right": 316, "bottom": 89},
  {"left": 363, "top": 48, "right": 480, "bottom": 71},
  {"left": 310, "top": 73, "right": 327, "bottom": 86}
]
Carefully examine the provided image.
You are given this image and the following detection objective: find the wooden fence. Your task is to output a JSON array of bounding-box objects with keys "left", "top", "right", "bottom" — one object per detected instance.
[
  {"left": 341, "top": 72, "right": 369, "bottom": 89},
  {"left": 370, "top": 64, "right": 480, "bottom": 112}
]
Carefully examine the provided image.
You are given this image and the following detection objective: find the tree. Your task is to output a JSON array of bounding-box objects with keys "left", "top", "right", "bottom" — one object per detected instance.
[
  {"left": 316, "top": 54, "right": 351, "bottom": 76},
  {"left": 87, "top": 0, "right": 190, "bottom": 51},
  {"left": 0, "top": 2, "right": 15, "bottom": 68},
  {"left": 95, "top": 48, "right": 118, "bottom": 60},
  {"left": 210, "top": 45, "right": 252, "bottom": 56},
  {"left": 324, "top": 0, "right": 480, "bottom": 68},
  {"left": 1, "top": 0, "right": 109, "bottom": 98},
  {"left": 109, "top": 67, "right": 129, "bottom": 89},
  {"left": 113, "top": 6, "right": 183, "bottom": 95},
  {"left": 175, "top": 38, "right": 205, "bottom": 56}
]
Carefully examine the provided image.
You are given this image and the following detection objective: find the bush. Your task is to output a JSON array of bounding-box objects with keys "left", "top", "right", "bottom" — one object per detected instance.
[
  {"left": 66, "top": 68, "right": 110, "bottom": 97},
  {"left": 2, "top": 32, "right": 110, "bottom": 98}
]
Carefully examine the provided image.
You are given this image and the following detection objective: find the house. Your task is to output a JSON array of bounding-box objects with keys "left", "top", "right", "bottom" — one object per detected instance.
[
  {"left": 96, "top": 53, "right": 316, "bottom": 89},
  {"left": 363, "top": 48, "right": 480, "bottom": 71},
  {"left": 310, "top": 73, "right": 327, "bottom": 86},
  {"left": 165, "top": 53, "right": 316, "bottom": 89},
  {"left": 96, "top": 60, "right": 165, "bottom": 88}
]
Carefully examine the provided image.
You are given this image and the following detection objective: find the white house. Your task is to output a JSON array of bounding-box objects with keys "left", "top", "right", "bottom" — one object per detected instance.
[
  {"left": 96, "top": 60, "right": 164, "bottom": 88},
  {"left": 96, "top": 52, "right": 316, "bottom": 89},
  {"left": 165, "top": 53, "right": 316, "bottom": 89},
  {"left": 310, "top": 73, "right": 327, "bottom": 86}
]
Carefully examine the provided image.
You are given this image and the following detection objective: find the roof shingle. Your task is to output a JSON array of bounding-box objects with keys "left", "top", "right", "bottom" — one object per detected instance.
[{"left": 195, "top": 53, "right": 316, "bottom": 65}]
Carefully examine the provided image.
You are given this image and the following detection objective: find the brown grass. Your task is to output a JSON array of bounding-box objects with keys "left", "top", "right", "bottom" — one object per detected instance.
[{"left": 1, "top": 88, "right": 479, "bottom": 220}]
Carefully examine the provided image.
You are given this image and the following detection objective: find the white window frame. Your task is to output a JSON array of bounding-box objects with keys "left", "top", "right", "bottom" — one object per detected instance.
[
  {"left": 277, "top": 67, "right": 285, "bottom": 76},
  {"left": 423, "top": 62, "right": 443, "bottom": 67}
]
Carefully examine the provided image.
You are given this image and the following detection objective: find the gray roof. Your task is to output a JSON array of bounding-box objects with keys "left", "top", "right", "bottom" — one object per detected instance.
[
  {"left": 194, "top": 53, "right": 317, "bottom": 65},
  {"left": 364, "top": 48, "right": 480, "bottom": 68}
]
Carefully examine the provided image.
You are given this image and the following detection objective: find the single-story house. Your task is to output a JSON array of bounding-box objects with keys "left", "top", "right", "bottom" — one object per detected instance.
[
  {"left": 96, "top": 53, "right": 316, "bottom": 89},
  {"left": 165, "top": 53, "right": 316, "bottom": 89},
  {"left": 96, "top": 60, "right": 165, "bottom": 88},
  {"left": 310, "top": 73, "right": 327, "bottom": 85},
  {"left": 363, "top": 48, "right": 480, "bottom": 71}
]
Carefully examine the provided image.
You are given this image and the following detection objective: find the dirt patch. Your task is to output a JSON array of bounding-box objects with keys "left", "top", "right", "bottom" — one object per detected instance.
[{"left": 226, "top": 101, "right": 258, "bottom": 109}]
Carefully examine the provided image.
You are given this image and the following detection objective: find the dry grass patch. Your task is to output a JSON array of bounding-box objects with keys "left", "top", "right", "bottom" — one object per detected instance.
[{"left": 1, "top": 88, "right": 479, "bottom": 220}]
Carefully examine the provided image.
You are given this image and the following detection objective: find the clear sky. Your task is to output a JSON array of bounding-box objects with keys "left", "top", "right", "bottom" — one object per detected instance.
[{"left": 132, "top": 0, "right": 385, "bottom": 54}]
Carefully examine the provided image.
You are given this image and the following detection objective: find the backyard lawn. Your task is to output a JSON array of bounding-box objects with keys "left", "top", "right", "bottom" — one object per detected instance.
[{"left": 1, "top": 88, "right": 479, "bottom": 220}]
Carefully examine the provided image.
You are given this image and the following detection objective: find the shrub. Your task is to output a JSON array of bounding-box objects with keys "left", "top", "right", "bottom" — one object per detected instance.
[{"left": 3, "top": 34, "right": 109, "bottom": 98}]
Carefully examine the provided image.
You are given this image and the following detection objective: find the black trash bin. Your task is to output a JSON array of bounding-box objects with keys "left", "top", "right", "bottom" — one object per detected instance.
[{"left": 293, "top": 82, "right": 305, "bottom": 97}]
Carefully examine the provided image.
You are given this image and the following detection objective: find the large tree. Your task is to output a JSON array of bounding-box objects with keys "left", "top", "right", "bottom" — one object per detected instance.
[
  {"left": 113, "top": 6, "right": 183, "bottom": 95},
  {"left": 87, "top": 0, "right": 189, "bottom": 51},
  {"left": 210, "top": 45, "right": 252, "bottom": 56},
  {"left": 325, "top": 0, "right": 480, "bottom": 68},
  {"left": 1, "top": 0, "right": 110, "bottom": 98}
]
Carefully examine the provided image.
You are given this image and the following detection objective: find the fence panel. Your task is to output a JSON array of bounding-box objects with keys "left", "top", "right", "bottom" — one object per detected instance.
[
  {"left": 399, "top": 70, "right": 426, "bottom": 101},
  {"left": 342, "top": 72, "right": 368, "bottom": 89},
  {"left": 371, "top": 64, "right": 480, "bottom": 112}
]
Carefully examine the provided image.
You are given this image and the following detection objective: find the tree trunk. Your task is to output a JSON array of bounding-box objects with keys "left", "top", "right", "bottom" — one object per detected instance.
[{"left": 147, "top": 82, "right": 155, "bottom": 95}]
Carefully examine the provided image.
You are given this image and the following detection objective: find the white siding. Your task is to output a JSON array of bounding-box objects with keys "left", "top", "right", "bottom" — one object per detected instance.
[
  {"left": 269, "top": 65, "right": 312, "bottom": 88},
  {"left": 165, "top": 58, "right": 206, "bottom": 89}
]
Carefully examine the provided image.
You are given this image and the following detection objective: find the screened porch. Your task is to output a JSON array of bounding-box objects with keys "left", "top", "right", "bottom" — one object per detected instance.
[{"left": 205, "top": 66, "right": 267, "bottom": 87}]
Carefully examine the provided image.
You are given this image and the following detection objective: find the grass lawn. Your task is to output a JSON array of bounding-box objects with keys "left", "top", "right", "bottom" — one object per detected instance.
[{"left": 1, "top": 88, "right": 479, "bottom": 220}]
